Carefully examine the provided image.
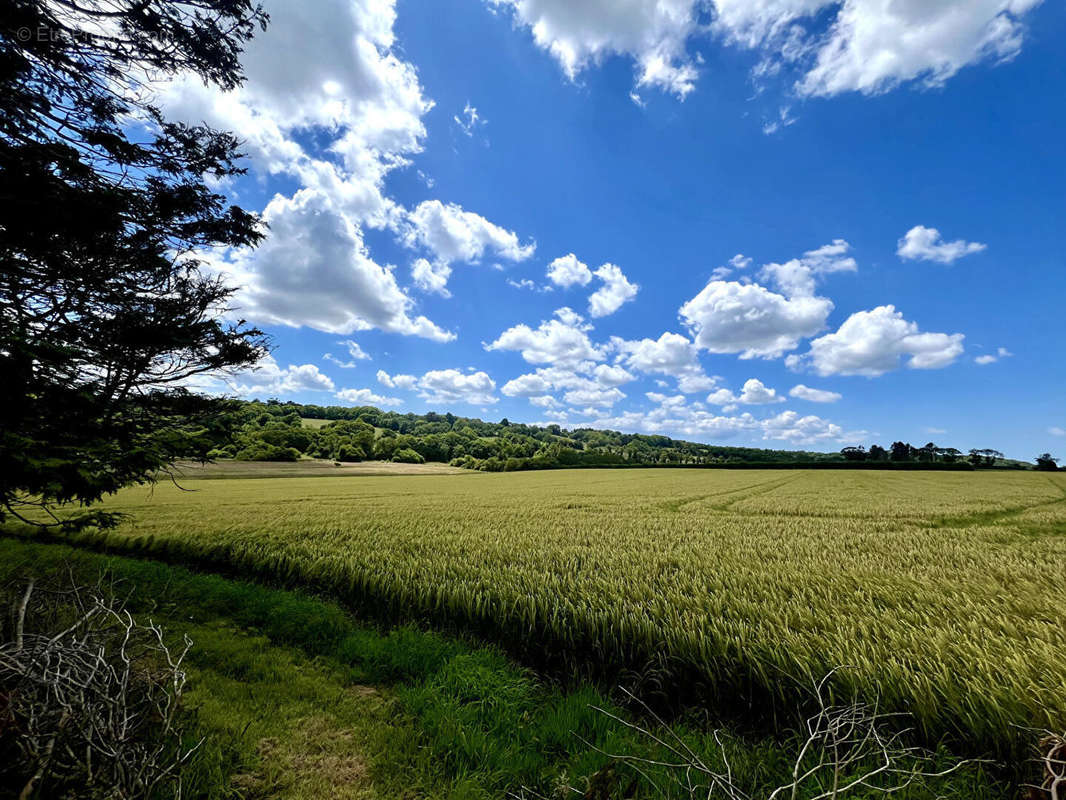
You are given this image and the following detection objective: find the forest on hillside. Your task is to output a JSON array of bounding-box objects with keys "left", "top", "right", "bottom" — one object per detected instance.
[{"left": 162, "top": 399, "right": 1041, "bottom": 472}]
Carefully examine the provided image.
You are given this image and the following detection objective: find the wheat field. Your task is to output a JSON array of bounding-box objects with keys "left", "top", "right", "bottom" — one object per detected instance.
[{"left": 50, "top": 468, "right": 1066, "bottom": 754}]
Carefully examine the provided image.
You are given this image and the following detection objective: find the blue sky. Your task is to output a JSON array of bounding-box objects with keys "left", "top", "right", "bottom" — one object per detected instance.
[{"left": 170, "top": 0, "right": 1065, "bottom": 459}]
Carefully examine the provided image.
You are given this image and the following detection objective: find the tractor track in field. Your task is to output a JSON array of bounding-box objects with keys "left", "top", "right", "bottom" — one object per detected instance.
[{"left": 658, "top": 473, "right": 803, "bottom": 513}]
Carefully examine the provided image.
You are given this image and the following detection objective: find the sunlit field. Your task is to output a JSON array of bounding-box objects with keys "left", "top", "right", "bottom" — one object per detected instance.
[{"left": 46, "top": 468, "right": 1066, "bottom": 755}]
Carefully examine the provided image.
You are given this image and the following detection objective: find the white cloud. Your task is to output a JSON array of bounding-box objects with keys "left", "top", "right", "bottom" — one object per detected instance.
[
  {"left": 486, "top": 308, "right": 605, "bottom": 367},
  {"left": 378, "top": 367, "right": 497, "bottom": 405},
  {"left": 377, "top": 370, "right": 418, "bottom": 390},
  {"left": 592, "top": 363, "right": 636, "bottom": 387},
  {"left": 711, "top": 253, "right": 754, "bottom": 280},
  {"left": 588, "top": 263, "right": 639, "bottom": 317},
  {"left": 788, "top": 305, "right": 965, "bottom": 376},
  {"left": 795, "top": 0, "right": 1044, "bottom": 97},
  {"left": 418, "top": 369, "right": 498, "bottom": 405},
  {"left": 759, "top": 239, "right": 857, "bottom": 297},
  {"left": 502, "top": 359, "right": 634, "bottom": 408},
  {"left": 159, "top": 0, "right": 431, "bottom": 229},
  {"left": 553, "top": 306, "right": 587, "bottom": 328},
  {"left": 563, "top": 386, "right": 626, "bottom": 408},
  {"left": 335, "top": 387, "right": 402, "bottom": 406},
  {"left": 405, "top": 199, "right": 534, "bottom": 265},
  {"left": 789, "top": 384, "right": 842, "bottom": 403},
  {"left": 488, "top": 1, "right": 1043, "bottom": 102},
  {"left": 488, "top": 0, "right": 703, "bottom": 97},
  {"left": 546, "top": 253, "right": 593, "bottom": 287},
  {"left": 341, "top": 340, "right": 371, "bottom": 361},
  {"left": 411, "top": 257, "right": 453, "bottom": 297},
  {"left": 680, "top": 280, "right": 833, "bottom": 359},
  {"left": 194, "top": 355, "right": 335, "bottom": 397},
  {"left": 1049, "top": 427, "right": 1066, "bottom": 437},
  {"left": 707, "top": 378, "right": 785, "bottom": 406},
  {"left": 759, "top": 409, "right": 859, "bottom": 444},
  {"left": 611, "top": 331, "right": 716, "bottom": 393},
  {"left": 717, "top": 0, "right": 1045, "bottom": 97},
  {"left": 897, "top": 225, "right": 987, "bottom": 264},
  {"left": 561, "top": 392, "right": 864, "bottom": 445},
  {"left": 453, "top": 102, "right": 485, "bottom": 137},
  {"left": 324, "top": 339, "right": 372, "bottom": 368},
  {"left": 501, "top": 372, "right": 554, "bottom": 397},
  {"left": 975, "top": 346, "right": 1013, "bottom": 365},
  {"left": 508, "top": 278, "right": 550, "bottom": 291},
  {"left": 219, "top": 190, "right": 454, "bottom": 342}
]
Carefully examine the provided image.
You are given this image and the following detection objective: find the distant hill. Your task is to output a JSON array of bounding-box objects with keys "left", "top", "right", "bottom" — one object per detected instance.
[
  {"left": 167, "top": 399, "right": 1036, "bottom": 471},
  {"left": 188, "top": 399, "right": 843, "bottom": 469}
]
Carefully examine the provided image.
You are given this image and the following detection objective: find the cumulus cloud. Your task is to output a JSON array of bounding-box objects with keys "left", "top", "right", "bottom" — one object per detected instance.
[
  {"left": 787, "top": 305, "right": 965, "bottom": 376},
  {"left": 680, "top": 280, "right": 833, "bottom": 359},
  {"left": 547, "top": 255, "right": 639, "bottom": 317},
  {"left": 547, "top": 253, "right": 593, "bottom": 287},
  {"left": 563, "top": 386, "right": 626, "bottom": 408},
  {"left": 404, "top": 200, "right": 534, "bottom": 265},
  {"left": 486, "top": 308, "right": 605, "bottom": 367},
  {"left": 560, "top": 392, "right": 864, "bottom": 445},
  {"left": 502, "top": 361, "right": 632, "bottom": 408},
  {"left": 679, "top": 240, "right": 856, "bottom": 359},
  {"left": 592, "top": 363, "right": 636, "bottom": 387},
  {"left": 501, "top": 372, "right": 554, "bottom": 397},
  {"left": 403, "top": 200, "right": 534, "bottom": 294},
  {"left": 156, "top": 0, "right": 494, "bottom": 342},
  {"left": 792, "top": 0, "right": 1044, "bottom": 97},
  {"left": 611, "top": 332, "right": 716, "bottom": 393},
  {"left": 759, "top": 239, "right": 857, "bottom": 297},
  {"left": 707, "top": 378, "right": 786, "bottom": 406},
  {"left": 219, "top": 190, "right": 454, "bottom": 342},
  {"left": 588, "top": 263, "right": 639, "bottom": 317},
  {"left": 377, "top": 370, "right": 418, "bottom": 390},
  {"left": 418, "top": 369, "right": 498, "bottom": 405},
  {"left": 500, "top": 356, "right": 634, "bottom": 411},
  {"left": 193, "top": 356, "right": 335, "bottom": 397},
  {"left": 335, "top": 387, "right": 402, "bottom": 406},
  {"left": 159, "top": 0, "right": 430, "bottom": 228},
  {"left": 975, "top": 346, "right": 1013, "bottom": 365},
  {"left": 789, "top": 384, "right": 842, "bottom": 403},
  {"left": 717, "top": 0, "right": 1045, "bottom": 97},
  {"left": 488, "top": 0, "right": 703, "bottom": 97},
  {"left": 377, "top": 367, "right": 497, "bottom": 405},
  {"left": 897, "top": 225, "right": 987, "bottom": 264},
  {"left": 488, "top": 0, "right": 1043, "bottom": 101}
]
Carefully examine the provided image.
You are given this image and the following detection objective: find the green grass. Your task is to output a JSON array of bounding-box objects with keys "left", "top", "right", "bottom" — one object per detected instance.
[
  {"left": 0, "top": 539, "right": 1006, "bottom": 799},
  {"left": 10, "top": 468, "right": 1066, "bottom": 758}
]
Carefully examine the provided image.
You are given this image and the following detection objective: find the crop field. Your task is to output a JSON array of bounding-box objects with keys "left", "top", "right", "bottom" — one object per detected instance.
[{"left": 31, "top": 468, "right": 1066, "bottom": 756}]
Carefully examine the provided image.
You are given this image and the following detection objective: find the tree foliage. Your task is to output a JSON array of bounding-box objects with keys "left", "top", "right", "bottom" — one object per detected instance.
[
  {"left": 0, "top": 0, "right": 269, "bottom": 527},
  {"left": 174, "top": 399, "right": 852, "bottom": 470}
]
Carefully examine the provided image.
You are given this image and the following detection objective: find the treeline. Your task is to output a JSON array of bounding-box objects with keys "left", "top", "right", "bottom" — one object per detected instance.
[
  {"left": 841, "top": 443, "right": 1057, "bottom": 470},
  {"left": 161, "top": 399, "right": 1056, "bottom": 472},
  {"left": 169, "top": 399, "right": 842, "bottom": 470}
]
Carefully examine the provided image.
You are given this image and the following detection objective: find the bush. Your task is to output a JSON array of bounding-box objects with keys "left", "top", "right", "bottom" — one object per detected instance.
[
  {"left": 234, "top": 443, "right": 301, "bottom": 462},
  {"left": 333, "top": 443, "right": 366, "bottom": 462},
  {"left": 392, "top": 448, "right": 425, "bottom": 464}
]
